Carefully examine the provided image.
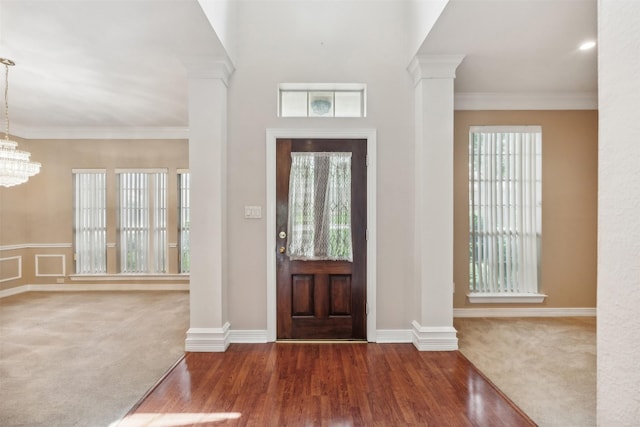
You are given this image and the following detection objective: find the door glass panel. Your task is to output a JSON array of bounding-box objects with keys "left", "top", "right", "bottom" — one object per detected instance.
[{"left": 287, "top": 152, "right": 352, "bottom": 261}]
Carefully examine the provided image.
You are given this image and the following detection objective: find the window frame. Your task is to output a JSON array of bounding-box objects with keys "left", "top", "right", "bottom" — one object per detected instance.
[
  {"left": 178, "top": 169, "right": 190, "bottom": 274},
  {"left": 278, "top": 83, "right": 366, "bottom": 118},
  {"left": 73, "top": 169, "right": 107, "bottom": 275},
  {"left": 116, "top": 169, "right": 168, "bottom": 274},
  {"left": 467, "top": 126, "right": 546, "bottom": 303}
]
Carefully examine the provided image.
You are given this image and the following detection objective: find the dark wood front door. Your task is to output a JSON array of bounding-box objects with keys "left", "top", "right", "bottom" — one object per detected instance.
[{"left": 276, "top": 139, "right": 367, "bottom": 340}]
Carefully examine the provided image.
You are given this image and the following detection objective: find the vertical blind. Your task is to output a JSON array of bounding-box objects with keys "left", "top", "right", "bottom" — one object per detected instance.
[
  {"left": 469, "top": 127, "right": 541, "bottom": 294},
  {"left": 178, "top": 171, "right": 190, "bottom": 273},
  {"left": 287, "top": 152, "right": 353, "bottom": 261},
  {"left": 118, "top": 171, "right": 167, "bottom": 273},
  {"left": 73, "top": 171, "right": 107, "bottom": 274}
]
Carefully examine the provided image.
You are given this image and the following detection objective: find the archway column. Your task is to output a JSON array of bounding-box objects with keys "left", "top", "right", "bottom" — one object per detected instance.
[
  {"left": 408, "top": 54, "right": 464, "bottom": 351},
  {"left": 183, "top": 58, "right": 234, "bottom": 352}
]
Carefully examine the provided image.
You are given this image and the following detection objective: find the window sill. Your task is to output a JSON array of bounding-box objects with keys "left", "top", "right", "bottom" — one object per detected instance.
[
  {"left": 70, "top": 274, "right": 189, "bottom": 282},
  {"left": 467, "top": 292, "right": 547, "bottom": 304}
]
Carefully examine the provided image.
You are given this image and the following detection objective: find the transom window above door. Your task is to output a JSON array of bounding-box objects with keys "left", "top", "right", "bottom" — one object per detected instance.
[{"left": 278, "top": 83, "right": 366, "bottom": 118}]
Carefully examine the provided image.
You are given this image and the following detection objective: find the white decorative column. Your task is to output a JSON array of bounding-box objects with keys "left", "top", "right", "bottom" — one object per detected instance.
[
  {"left": 408, "top": 54, "right": 464, "bottom": 351},
  {"left": 183, "top": 58, "right": 234, "bottom": 352},
  {"left": 597, "top": 1, "right": 640, "bottom": 424}
]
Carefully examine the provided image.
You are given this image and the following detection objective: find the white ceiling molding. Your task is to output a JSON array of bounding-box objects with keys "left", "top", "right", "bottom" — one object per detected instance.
[
  {"left": 180, "top": 54, "right": 235, "bottom": 86},
  {"left": 455, "top": 92, "right": 598, "bottom": 111},
  {"left": 407, "top": 54, "right": 466, "bottom": 86},
  {"left": 10, "top": 125, "right": 189, "bottom": 140}
]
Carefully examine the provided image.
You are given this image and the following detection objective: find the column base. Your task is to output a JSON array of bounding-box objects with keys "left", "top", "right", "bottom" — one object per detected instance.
[
  {"left": 411, "top": 320, "right": 458, "bottom": 351},
  {"left": 185, "top": 322, "right": 231, "bottom": 352}
]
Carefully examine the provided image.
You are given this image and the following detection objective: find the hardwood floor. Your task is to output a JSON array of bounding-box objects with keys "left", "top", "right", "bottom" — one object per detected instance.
[{"left": 119, "top": 343, "right": 535, "bottom": 427}]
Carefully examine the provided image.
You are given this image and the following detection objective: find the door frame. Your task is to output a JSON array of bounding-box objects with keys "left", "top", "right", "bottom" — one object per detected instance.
[{"left": 266, "top": 128, "right": 377, "bottom": 342}]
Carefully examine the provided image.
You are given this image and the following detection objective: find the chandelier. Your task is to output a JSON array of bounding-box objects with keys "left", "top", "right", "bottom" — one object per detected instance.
[{"left": 0, "top": 58, "right": 40, "bottom": 187}]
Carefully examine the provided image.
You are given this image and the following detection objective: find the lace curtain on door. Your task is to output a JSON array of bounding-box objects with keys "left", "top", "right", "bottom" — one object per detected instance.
[{"left": 287, "top": 152, "right": 353, "bottom": 261}]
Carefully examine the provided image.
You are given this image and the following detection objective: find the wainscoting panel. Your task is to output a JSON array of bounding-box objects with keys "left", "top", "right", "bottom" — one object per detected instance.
[
  {"left": 35, "top": 254, "right": 66, "bottom": 277},
  {"left": 0, "top": 256, "right": 22, "bottom": 283}
]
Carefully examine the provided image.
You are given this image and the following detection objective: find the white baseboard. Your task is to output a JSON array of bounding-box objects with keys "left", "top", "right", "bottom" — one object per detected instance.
[
  {"left": 375, "top": 329, "right": 413, "bottom": 343},
  {"left": 0, "top": 285, "right": 30, "bottom": 298},
  {"left": 0, "top": 283, "right": 189, "bottom": 298},
  {"left": 227, "top": 329, "right": 416, "bottom": 344},
  {"left": 185, "top": 323, "right": 231, "bottom": 352},
  {"left": 453, "top": 307, "right": 597, "bottom": 318},
  {"left": 230, "top": 330, "right": 269, "bottom": 343},
  {"left": 227, "top": 329, "right": 415, "bottom": 345},
  {"left": 411, "top": 321, "right": 458, "bottom": 351}
]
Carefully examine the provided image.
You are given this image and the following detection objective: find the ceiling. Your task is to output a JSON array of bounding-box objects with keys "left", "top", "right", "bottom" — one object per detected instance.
[
  {"left": 418, "top": 0, "right": 597, "bottom": 94},
  {"left": 0, "top": 0, "right": 597, "bottom": 138},
  {"left": 0, "top": 0, "right": 225, "bottom": 137}
]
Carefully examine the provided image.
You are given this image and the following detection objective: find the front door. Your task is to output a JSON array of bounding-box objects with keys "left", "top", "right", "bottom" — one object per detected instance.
[{"left": 276, "top": 139, "right": 367, "bottom": 340}]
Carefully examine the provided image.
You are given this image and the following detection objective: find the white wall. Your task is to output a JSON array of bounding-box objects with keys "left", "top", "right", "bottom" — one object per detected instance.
[
  {"left": 597, "top": 0, "right": 640, "bottom": 424},
  {"left": 226, "top": 0, "right": 417, "bottom": 330}
]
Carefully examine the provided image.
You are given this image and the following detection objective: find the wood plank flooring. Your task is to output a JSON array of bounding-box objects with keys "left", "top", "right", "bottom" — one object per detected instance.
[{"left": 119, "top": 343, "right": 536, "bottom": 427}]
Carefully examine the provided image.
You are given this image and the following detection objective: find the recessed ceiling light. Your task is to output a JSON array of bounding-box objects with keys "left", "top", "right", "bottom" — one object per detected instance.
[{"left": 579, "top": 41, "right": 596, "bottom": 51}]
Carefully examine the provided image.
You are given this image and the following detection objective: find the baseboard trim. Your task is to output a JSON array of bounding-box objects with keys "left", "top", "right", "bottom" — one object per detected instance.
[
  {"left": 0, "top": 283, "right": 189, "bottom": 298},
  {"left": 0, "top": 285, "right": 30, "bottom": 298},
  {"left": 228, "top": 329, "right": 417, "bottom": 345},
  {"left": 411, "top": 321, "right": 458, "bottom": 351},
  {"left": 453, "top": 307, "right": 597, "bottom": 318},
  {"left": 230, "top": 330, "right": 269, "bottom": 343},
  {"left": 228, "top": 330, "right": 413, "bottom": 344},
  {"left": 185, "top": 323, "right": 231, "bottom": 352},
  {"left": 375, "top": 329, "right": 413, "bottom": 343}
]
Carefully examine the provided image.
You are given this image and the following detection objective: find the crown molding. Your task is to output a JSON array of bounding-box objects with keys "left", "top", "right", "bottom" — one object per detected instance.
[
  {"left": 455, "top": 92, "right": 598, "bottom": 110},
  {"left": 180, "top": 54, "right": 235, "bottom": 86},
  {"left": 408, "top": 54, "right": 466, "bottom": 85},
  {"left": 9, "top": 125, "right": 189, "bottom": 140}
]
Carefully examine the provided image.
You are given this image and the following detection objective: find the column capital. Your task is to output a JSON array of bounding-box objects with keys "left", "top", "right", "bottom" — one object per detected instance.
[
  {"left": 180, "top": 54, "right": 235, "bottom": 86},
  {"left": 407, "top": 54, "right": 465, "bottom": 86}
]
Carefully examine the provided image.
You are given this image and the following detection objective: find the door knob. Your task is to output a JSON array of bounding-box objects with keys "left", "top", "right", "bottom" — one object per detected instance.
[
  {"left": 279, "top": 231, "right": 287, "bottom": 239},
  {"left": 279, "top": 246, "right": 286, "bottom": 254}
]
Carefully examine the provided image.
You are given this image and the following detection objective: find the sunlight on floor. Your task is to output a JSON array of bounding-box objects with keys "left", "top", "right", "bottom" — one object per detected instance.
[{"left": 112, "top": 412, "right": 242, "bottom": 427}]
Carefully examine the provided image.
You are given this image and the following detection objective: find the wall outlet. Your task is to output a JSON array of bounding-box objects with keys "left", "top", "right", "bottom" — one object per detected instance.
[{"left": 56, "top": 278, "right": 65, "bottom": 284}]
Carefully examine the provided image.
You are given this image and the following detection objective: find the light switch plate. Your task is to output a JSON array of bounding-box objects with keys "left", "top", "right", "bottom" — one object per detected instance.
[{"left": 244, "top": 205, "right": 262, "bottom": 219}]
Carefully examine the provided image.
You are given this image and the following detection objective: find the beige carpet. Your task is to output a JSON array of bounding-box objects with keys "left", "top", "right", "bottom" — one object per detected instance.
[
  {"left": 455, "top": 317, "right": 596, "bottom": 427},
  {"left": 0, "top": 291, "right": 189, "bottom": 427}
]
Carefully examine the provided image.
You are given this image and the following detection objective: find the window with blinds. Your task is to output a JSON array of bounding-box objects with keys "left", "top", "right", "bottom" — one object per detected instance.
[
  {"left": 469, "top": 126, "right": 542, "bottom": 296},
  {"left": 73, "top": 170, "right": 107, "bottom": 274},
  {"left": 117, "top": 170, "right": 167, "bottom": 274},
  {"left": 178, "top": 171, "right": 190, "bottom": 273}
]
